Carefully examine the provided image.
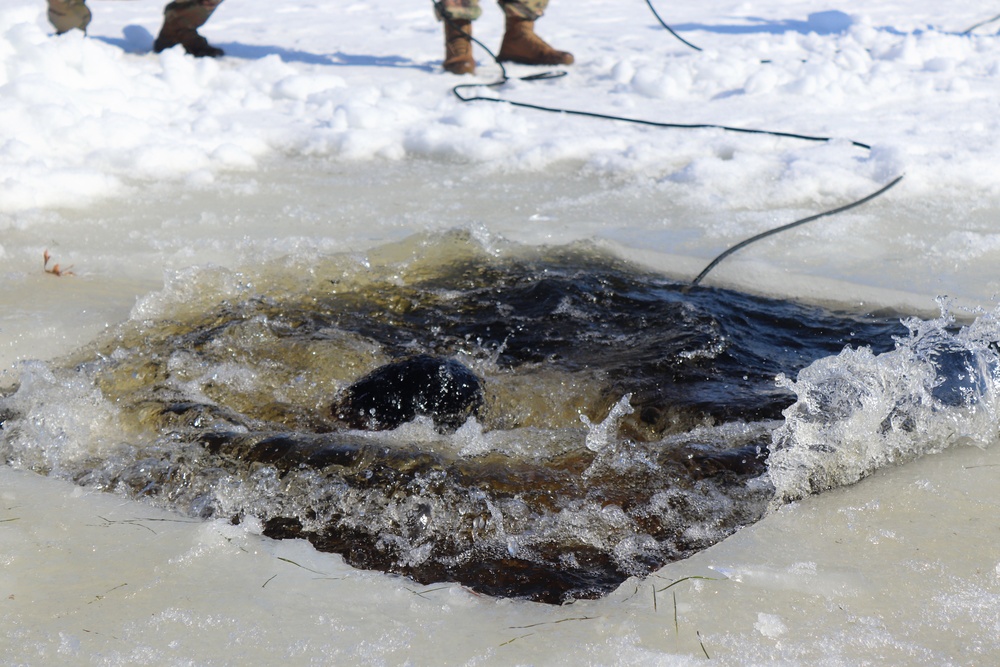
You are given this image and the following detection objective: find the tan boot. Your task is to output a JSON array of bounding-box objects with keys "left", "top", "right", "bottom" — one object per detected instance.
[
  {"left": 153, "top": 0, "right": 224, "bottom": 58},
  {"left": 498, "top": 15, "right": 573, "bottom": 66},
  {"left": 47, "top": 0, "right": 91, "bottom": 35},
  {"left": 443, "top": 19, "right": 475, "bottom": 75}
]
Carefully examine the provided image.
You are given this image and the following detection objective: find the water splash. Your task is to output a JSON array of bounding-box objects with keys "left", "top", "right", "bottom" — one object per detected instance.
[
  {"left": 581, "top": 393, "right": 634, "bottom": 452},
  {"left": 768, "top": 300, "right": 1000, "bottom": 503},
  {"left": 0, "top": 232, "right": 934, "bottom": 601}
]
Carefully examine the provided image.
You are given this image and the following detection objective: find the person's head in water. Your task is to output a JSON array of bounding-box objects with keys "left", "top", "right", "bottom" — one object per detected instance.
[{"left": 331, "top": 355, "right": 484, "bottom": 432}]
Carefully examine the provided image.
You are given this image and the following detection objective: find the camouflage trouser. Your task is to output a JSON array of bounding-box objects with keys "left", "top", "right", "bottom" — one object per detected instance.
[
  {"left": 46, "top": 0, "right": 91, "bottom": 34},
  {"left": 46, "top": 0, "right": 221, "bottom": 34},
  {"left": 436, "top": 0, "right": 550, "bottom": 22},
  {"left": 162, "top": 0, "right": 223, "bottom": 31}
]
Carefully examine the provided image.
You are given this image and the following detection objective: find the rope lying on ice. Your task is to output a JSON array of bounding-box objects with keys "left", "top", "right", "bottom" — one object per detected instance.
[
  {"left": 689, "top": 175, "right": 904, "bottom": 286},
  {"left": 962, "top": 12, "right": 1000, "bottom": 34},
  {"left": 434, "top": 2, "right": 903, "bottom": 287}
]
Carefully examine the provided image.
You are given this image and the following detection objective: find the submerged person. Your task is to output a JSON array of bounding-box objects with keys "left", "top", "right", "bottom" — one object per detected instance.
[
  {"left": 436, "top": 0, "right": 573, "bottom": 75},
  {"left": 45, "top": 0, "right": 224, "bottom": 57}
]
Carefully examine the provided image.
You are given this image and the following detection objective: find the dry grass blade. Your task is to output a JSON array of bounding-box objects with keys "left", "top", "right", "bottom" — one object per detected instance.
[
  {"left": 276, "top": 556, "right": 327, "bottom": 576},
  {"left": 697, "top": 631, "right": 710, "bottom": 659},
  {"left": 508, "top": 616, "right": 597, "bottom": 630},
  {"left": 655, "top": 575, "right": 722, "bottom": 593}
]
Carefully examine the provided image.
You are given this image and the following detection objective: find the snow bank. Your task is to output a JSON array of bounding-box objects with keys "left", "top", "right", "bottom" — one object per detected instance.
[{"left": 2, "top": 1, "right": 999, "bottom": 216}]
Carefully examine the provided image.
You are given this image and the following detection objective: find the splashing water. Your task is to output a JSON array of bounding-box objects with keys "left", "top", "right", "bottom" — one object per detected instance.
[
  {"left": 582, "top": 393, "right": 634, "bottom": 452},
  {"left": 769, "top": 301, "right": 1000, "bottom": 503},
  {"left": 2, "top": 233, "right": 994, "bottom": 602}
]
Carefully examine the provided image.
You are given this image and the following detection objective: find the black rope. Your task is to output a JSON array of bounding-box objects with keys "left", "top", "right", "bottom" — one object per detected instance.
[
  {"left": 962, "top": 12, "right": 1000, "bottom": 35},
  {"left": 452, "top": 84, "right": 871, "bottom": 150},
  {"left": 644, "top": 0, "right": 702, "bottom": 51},
  {"left": 690, "top": 174, "right": 905, "bottom": 287},
  {"left": 435, "top": 0, "right": 902, "bottom": 287}
]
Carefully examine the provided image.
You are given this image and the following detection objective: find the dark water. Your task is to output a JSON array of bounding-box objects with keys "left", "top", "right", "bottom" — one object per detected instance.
[{"left": 0, "top": 236, "right": 907, "bottom": 603}]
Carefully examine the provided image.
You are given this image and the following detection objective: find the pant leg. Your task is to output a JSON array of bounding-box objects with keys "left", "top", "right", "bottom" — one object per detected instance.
[
  {"left": 435, "top": 0, "right": 482, "bottom": 22},
  {"left": 498, "top": 0, "right": 549, "bottom": 21},
  {"left": 155, "top": 0, "right": 224, "bottom": 55},
  {"left": 47, "top": 0, "right": 91, "bottom": 34},
  {"left": 161, "top": 0, "right": 223, "bottom": 32}
]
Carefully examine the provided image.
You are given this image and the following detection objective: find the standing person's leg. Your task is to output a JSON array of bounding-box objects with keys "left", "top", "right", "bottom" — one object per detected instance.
[
  {"left": 153, "top": 0, "right": 224, "bottom": 58},
  {"left": 497, "top": 0, "right": 573, "bottom": 66},
  {"left": 47, "top": 0, "right": 91, "bottom": 34},
  {"left": 436, "top": 0, "right": 481, "bottom": 75}
]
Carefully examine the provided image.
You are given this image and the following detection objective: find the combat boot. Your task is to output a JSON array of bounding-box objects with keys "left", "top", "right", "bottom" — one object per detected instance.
[
  {"left": 498, "top": 15, "right": 573, "bottom": 66},
  {"left": 47, "top": 0, "right": 91, "bottom": 34},
  {"left": 153, "top": 0, "right": 224, "bottom": 58},
  {"left": 443, "top": 19, "right": 475, "bottom": 75}
]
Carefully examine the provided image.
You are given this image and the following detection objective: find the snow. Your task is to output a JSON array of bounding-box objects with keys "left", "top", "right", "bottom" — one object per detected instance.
[{"left": 3, "top": 0, "right": 1000, "bottom": 216}]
